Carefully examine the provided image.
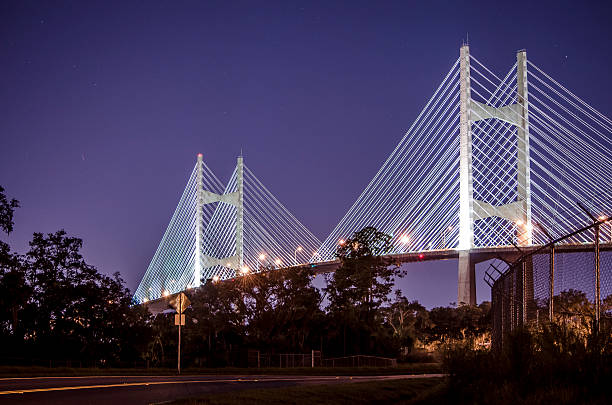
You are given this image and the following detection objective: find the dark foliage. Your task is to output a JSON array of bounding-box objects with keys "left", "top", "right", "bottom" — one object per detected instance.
[
  {"left": 0, "top": 186, "right": 19, "bottom": 235},
  {"left": 0, "top": 185, "right": 152, "bottom": 367},
  {"left": 0, "top": 196, "right": 492, "bottom": 370},
  {"left": 441, "top": 324, "right": 611, "bottom": 404}
]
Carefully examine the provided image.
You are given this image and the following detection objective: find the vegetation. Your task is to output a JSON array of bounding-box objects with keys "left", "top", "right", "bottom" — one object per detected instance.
[
  {"left": 0, "top": 186, "right": 152, "bottom": 367},
  {"left": 0, "top": 363, "right": 441, "bottom": 377},
  {"left": 440, "top": 323, "right": 611, "bottom": 405},
  {"left": 0, "top": 185, "right": 490, "bottom": 368},
  {"left": 2, "top": 184, "right": 611, "bottom": 404},
  {"left": 169, "top": 377, "right": 444, "bottom": 405}
]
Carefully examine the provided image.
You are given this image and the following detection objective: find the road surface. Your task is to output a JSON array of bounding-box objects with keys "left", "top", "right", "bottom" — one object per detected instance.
[{"left": 0, "top": 373, "right": 444, "bottom": 404}]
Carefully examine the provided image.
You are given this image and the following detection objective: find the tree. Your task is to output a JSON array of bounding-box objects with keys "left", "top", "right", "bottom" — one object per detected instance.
[
  {"left": 21, "top": 230, "right": 151, "bottom": 364},
  {"left": 243, "top": 267, "right": 323, "bottom": 353},
  {"left": 0, "top": 185, "right": 29, "bottom": 346},
  {"left": 324, "top": 226, "right": 405, "bottom": 356},
  {"left": 386, "top": 292, "right": 431, "bottom": 353},
  {"left": 0, "top": 186, "right": 19, "bottom": 235},
  {"left": 0, "top": 240, "right": 30, "bottom": 340}
]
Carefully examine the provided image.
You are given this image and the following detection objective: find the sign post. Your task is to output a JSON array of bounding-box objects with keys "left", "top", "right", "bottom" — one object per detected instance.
[{"left": 170, "top": 292, "right": 190, "bottom": 374}]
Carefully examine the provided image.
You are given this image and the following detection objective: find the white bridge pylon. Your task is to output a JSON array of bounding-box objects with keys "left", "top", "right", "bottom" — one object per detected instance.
[
  {"left": 316, "top": 44, "right": 611, "bottom": 305},
  {"left": 134, "top": 155, "right": 321, "bottom": 303}
]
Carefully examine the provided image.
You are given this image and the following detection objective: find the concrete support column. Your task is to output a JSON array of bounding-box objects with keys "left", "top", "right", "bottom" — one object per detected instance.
[
  {"left": 458, "top": 45, "right": 476, "bottom": 306},
  {"left": 195, "top": 153, "right": 204, "bottom": 287},
  {"left": 236, "top": 156, "right": 244, "bottom": 271},
  {"left": 458, "top": 251, "right": 476, "bottom": 306},
  {"left": 516, "top": 50, "right": 532, "bottom": 246},
  {"left": 459, "top": 45, "right": 474, "bottom": 251}
]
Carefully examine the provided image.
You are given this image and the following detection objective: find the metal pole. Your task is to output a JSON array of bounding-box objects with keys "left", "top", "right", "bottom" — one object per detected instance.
[
  {"left": 549, "top": 244, "right": 555, "bottom": 322},
  {"left": 595, "top": 224, "right": 600, "bottom": 333},
  {"left": 522, "top": 261, "right": 527, "bottom": 327},
  {"left": 178, "top": 293, "right": 182, "bottom": 374}
]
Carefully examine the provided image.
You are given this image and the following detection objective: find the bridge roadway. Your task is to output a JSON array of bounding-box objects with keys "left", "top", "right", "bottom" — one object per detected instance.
[
  {"left": 144, "top": 242, "right": 610, "bottom": 315},
  {"left": 303, "top": 242, "right": 612, "bottom": 274}
]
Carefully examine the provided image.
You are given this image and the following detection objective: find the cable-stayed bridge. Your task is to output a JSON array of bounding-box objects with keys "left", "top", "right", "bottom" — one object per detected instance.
[{"left": 134, "top": 45, "right": 611, "bottom": 306}]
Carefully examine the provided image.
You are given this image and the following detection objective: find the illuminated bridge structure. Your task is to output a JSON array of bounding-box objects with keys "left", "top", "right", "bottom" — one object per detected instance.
[{"left": 134, "top": 45, "right": 611, "bottom": 305}]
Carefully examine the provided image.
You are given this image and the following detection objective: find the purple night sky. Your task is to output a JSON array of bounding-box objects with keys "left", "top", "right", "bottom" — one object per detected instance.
[{"left": 1, "top": 1, "right": 610, "bottom": 308}]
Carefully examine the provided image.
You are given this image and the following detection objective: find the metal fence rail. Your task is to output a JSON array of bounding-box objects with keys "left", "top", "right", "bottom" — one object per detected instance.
[
  {"left": 321, "top": 355, "right": 397, "bottom": 368},
  {"left": 248, "top": 351, "right": 322, "bottom": 368},
  {"left": 486, "top": 206, "right": 611, "bottom": 350}
]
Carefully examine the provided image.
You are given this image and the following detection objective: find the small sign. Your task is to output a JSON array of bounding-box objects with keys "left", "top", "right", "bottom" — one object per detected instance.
[
  {"left": 169, "top": 292, "right": 191, "bottom": 314},
  {"left": 174, "top": 314, "right": 185, "bottom": 326}
]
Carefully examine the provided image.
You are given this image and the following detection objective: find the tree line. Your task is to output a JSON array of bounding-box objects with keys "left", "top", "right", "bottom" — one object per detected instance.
[{"left": 1, "top": 185, "right": 495, "bottom": 367}]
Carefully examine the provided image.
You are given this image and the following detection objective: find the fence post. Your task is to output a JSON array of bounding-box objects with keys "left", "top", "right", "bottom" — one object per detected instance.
[
  {"left": 595, "top": 223, "right": 600, "bottom": 333},
  {"left": 549, "top": 244, "right": 555, "bottom": 322},
  {"left": 522, "top": 260, "right": 527, "bottom": 327}
]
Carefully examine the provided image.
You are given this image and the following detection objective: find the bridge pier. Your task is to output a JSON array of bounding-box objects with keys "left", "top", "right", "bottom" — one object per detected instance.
[{"left": 458, "top": 251, "right": 476, "bottom": 306}]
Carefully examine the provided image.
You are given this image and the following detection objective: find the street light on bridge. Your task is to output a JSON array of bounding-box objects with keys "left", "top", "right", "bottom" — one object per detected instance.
[
  {"left": 442, "top": 226, "right": 453, "bottom": 248},
  {"left": 294, "top": 246, "right": 303, "bottom": 265},
  {"left": 599, "top": 215, "right": 611, "bottom": 243},
  {"left": 257, "top": 253, "right": 267, "bottom": 270}
]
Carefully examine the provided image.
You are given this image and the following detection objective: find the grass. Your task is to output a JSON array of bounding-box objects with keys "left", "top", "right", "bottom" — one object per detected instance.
[
  {"left": 0, "top": 362, "right": 441, "bottom": 377},
  {"left": 169, "top": 377, "right": 445, "bottom": 405}
]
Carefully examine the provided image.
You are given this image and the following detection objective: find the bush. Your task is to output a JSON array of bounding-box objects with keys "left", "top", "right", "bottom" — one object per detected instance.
[{"left": 439, "top": 323, "right": 611, "bottom": 404}]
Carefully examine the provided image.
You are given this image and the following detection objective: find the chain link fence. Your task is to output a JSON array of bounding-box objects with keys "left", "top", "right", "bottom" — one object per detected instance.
[
  {"left": 486, "top": 204, "right": 611, "bottom": 351},
  {"left": 248, "top": 350, "right": 322, "bottom": 368},
  {"left": 322, "top": 355, "right": 397, "bottom": 368}
]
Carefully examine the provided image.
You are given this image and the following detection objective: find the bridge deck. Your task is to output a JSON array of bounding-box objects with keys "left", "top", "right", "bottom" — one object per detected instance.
[
  {"left": 143, "top": 242, "right": 610, "bottom": 315},
  {"left": 302, "top": 242, "right": 612, "bottom": 274}
]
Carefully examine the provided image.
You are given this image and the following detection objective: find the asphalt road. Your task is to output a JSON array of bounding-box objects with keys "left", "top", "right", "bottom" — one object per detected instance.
[{"left": 0, "top": 373, "right": 444, "bottom": 404}]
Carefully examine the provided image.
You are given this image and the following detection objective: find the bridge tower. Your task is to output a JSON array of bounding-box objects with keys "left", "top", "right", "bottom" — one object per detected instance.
[
  {"left": 458, "top": 45, "right": 532, "bottom": 305},
  {"left": 194, "top": 153, "right": 244, "bottom": 286}
]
